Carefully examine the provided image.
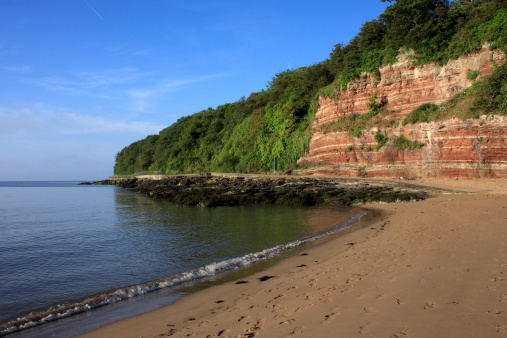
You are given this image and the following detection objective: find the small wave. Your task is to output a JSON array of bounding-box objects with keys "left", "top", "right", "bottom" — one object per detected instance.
[{"left": 0, "top": 210, "right": 365, "bottom": 336}]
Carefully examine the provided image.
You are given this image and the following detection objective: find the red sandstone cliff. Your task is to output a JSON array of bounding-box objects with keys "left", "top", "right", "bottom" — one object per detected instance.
[{"left": 298, "top": 47, "right": 507, "bottom": 179}]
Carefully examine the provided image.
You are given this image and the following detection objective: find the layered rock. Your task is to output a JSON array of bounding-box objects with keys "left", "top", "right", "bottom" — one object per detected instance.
[{"left": 298, "top": 47, "right": 507, "bottom": 179}]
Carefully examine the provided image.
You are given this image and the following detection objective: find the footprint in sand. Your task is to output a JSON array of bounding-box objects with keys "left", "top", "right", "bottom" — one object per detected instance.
[
  {"left": 292, "top": 326, "right": 304, "bottom": 334},
  {"left": 496, "top": 324, "right": 507, "bottom": 334},
  {"left": 258, "top": 275, "right": 276, "bottom": 282},
  {"left": 321, "top": 312, "right": 338, "bottom": 324},
  {"left": 165, "top": 327, "right": 179, "bottom": 336},
  {"left": 359, "top": 322, "right": 375, "bottom": 334},
  {"left": 217, "top": 329, "right": 229, "bottom": 336},
  {"left": 363, "top": 307, "right": 375, "bottom": 313},
  {"left": 424, "top": 302, "right": 436, "bottom": 310},
  {"left": 488, "top": 309, "right": 502, "bottom": 316},
  {"left": 393, "top": 329, "right": 408, "bottom": 337}
]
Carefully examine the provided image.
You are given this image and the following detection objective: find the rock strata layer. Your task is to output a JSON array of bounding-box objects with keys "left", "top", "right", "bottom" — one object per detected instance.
[{"left": 298, "top": 47, "right": 507, "bottom": 178}]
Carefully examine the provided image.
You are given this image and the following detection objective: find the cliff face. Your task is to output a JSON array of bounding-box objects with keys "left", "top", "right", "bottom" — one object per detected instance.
[{"left": 298, "top": 47, "right": 507, "bottom": 179}]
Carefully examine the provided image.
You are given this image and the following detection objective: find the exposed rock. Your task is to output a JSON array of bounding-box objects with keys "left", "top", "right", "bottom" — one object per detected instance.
[
  {"left": 298, "top": 47, "right": 507, "bottom": 178},
  {"left": 111, "top": 176, "right": 451, "bottom": 207}
]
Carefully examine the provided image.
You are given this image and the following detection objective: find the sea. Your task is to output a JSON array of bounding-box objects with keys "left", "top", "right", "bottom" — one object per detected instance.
[{"left": 0, "top": 181, "right": 365, "bottom": 337}]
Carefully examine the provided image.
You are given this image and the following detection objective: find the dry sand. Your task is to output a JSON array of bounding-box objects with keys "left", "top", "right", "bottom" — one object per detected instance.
[{"left": 80, "top": 178, "right": 507, "bottom": 337}]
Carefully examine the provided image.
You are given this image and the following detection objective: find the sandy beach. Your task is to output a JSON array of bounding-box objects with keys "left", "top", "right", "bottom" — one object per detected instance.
[{"left": 80, "top": 178, "right": 507, "bottom": 337}]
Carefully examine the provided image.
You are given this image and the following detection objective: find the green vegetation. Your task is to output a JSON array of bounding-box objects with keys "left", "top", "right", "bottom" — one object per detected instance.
[
  {"left": 323, "top": 0, "right": 507, "bottom": 94},
  {"left": 403, "top": 103, "right": 440, "bottom": 125},
  {"left": 367, "top": 92, "right": 385, "bottom": 117},
  {"left": 115, "top": 0, "right": 507, "bottom": 175},
  {"left": 375, "top": 130, "right": 390, "bottom": 150},
  {"left": 115, "top": 65, "right": 333, "bottom": 174},
  {"left": 403, "top": 61, "right": 507, "bottom": 124},
  {"left": 461, "top": 61, "right": 507, "bottom": 116},
  {"left": 392, "top": 135, "right": 426, "bottom": 150},
  {"left": 321, "top": 108, "right": 397, "bottom": 137},
  {"left": 467, "top": 69, "right": 480, "bottom": 80}
]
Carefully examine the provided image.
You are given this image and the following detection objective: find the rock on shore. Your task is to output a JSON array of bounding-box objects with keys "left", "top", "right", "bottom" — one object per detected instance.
[{"left": 112, "top": 175, "right": 434, "bottom": 207}]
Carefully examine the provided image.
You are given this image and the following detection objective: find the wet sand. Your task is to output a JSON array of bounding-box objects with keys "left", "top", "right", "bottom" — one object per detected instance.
[{"left": 80, "top": 178, "right": 507, "bottom": 337}]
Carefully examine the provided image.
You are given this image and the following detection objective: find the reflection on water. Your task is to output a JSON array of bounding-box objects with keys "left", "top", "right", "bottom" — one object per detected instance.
[
  {"left": 4, "top": 186, "right": 360, "bottom": 338},
  {"left": 112, "top": 189, "right": 357, "bottom": 284}
]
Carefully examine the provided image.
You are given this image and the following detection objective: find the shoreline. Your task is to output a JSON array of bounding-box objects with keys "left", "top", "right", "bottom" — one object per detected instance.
[
  {"left": 0, "top": 202, "right": 369, "bottom": 337},
  {"left": 80, "top": 178, "right": 507, "bottom": 337}
]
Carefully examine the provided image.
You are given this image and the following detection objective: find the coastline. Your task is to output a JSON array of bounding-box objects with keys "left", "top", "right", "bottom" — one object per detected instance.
[{"left": 80, "top": 178, "right": 507, "bottom": 337}]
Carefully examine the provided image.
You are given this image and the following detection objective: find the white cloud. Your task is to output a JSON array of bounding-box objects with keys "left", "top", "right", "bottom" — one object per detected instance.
[
  {"left": 124, "top": 72, "right": 231, "bottom": 100},
  {"left": 2, "top": 65, "right": 32, "bottom": 74},
  {"left": 37, "top": 68, "right": 147, "bottom": 98},
  {"left": 30, "top": 68, "right": 231, "bottom": 115},
  {"left": 0, "top": 104, "right": 164, "bottom": 136}
]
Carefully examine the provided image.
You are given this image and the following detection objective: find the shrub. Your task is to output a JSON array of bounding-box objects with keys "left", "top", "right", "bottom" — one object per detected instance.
[
  {"left": 467, "top": 69, "right": 480, "bottom": 80},
  {"left": 392, "top": 135, "right": 426, "bottom": 151},
  {"left": 403, "top": 103, "right": 440, "bottom": 125},
  {"left": 367, "top": 92, "right": 384, "bottom": 117},
  {"left": 375, "top": 130, "right": 389, "bottom": 150}
]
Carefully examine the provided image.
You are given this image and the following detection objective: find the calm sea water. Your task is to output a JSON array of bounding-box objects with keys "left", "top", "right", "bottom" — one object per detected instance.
[{"left": 0, "top": 181, "right": 363, "bottom": 337}]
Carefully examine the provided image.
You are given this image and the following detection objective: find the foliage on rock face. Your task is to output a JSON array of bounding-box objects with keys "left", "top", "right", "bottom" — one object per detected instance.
[
  {"left": 115, "top": 0, "right": 507, "bottom": 175},
  {"left": 403, "top": 103, "right": 441, "bottom": 125},
  {"left": 403, "top": 61, "right": 507, "bottom": 124},
  {"left": 320, "top": 107, "right": 397, "bottom": 137},
  {"left": 392, "top": 135, "right": 426, "bottom": 150},
  {"left": 367, "top": 92, "right": 386, "bottom": 117},
  {"left": 375, "top": 130, "right": 390, "bottom": 150}
]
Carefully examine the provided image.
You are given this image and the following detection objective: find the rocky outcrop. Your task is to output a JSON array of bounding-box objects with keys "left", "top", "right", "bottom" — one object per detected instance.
[
  {"left": 114, "top": 175, "right": 430, "bottom": 207},
  {"left": 298, "top": 47, "right": 507, "bottom": 179}
]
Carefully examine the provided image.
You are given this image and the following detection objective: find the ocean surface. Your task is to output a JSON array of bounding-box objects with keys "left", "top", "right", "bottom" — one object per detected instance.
[{"left": 0, "top": 181, "right": 364, "bottom": 337}]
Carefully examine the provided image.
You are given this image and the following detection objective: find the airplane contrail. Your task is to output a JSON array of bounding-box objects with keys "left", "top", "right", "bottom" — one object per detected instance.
[{"left": 83, "top": 0, "right": 103, "bottom": 20}]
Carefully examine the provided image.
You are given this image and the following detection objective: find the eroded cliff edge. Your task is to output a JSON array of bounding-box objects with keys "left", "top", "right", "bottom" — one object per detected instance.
[{"left": 298, "top": 47, "right": 507, "bottom": 179}]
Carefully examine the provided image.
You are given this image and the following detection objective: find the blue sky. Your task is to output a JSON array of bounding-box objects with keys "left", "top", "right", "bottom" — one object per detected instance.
[{"left": 0, "top": 0, "right": 389, "bottom": 181}]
